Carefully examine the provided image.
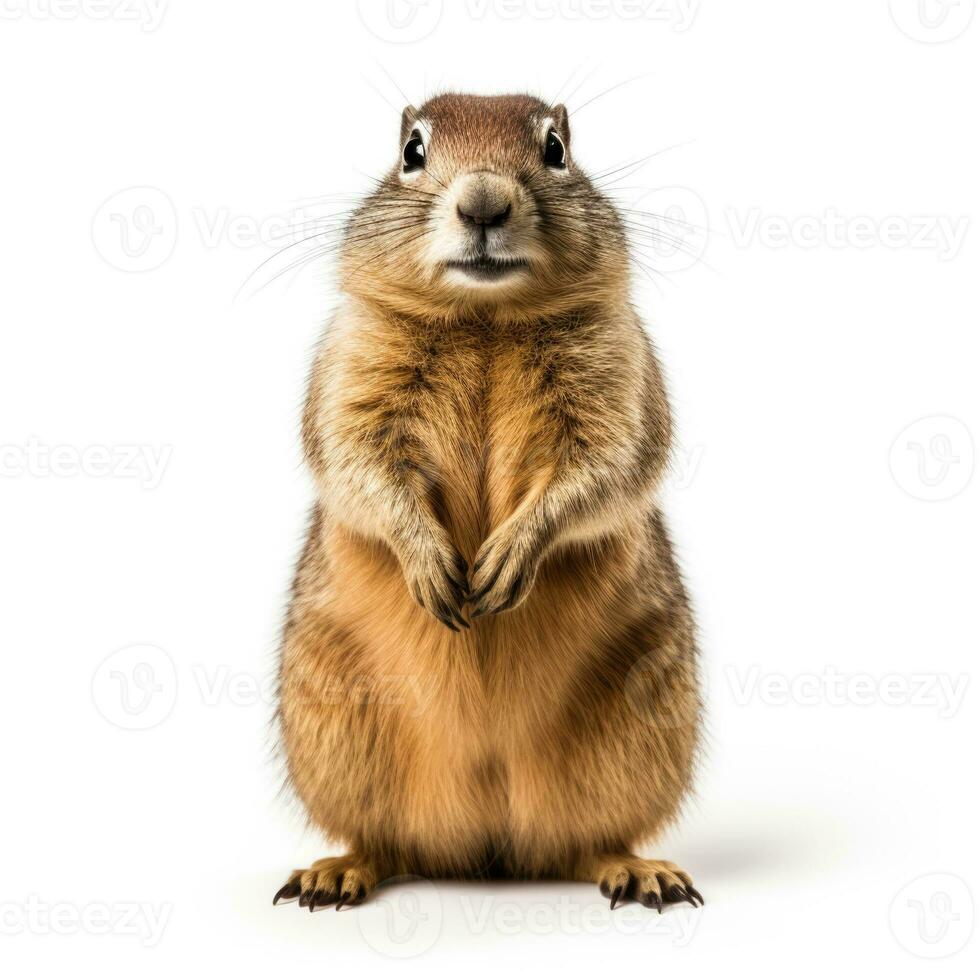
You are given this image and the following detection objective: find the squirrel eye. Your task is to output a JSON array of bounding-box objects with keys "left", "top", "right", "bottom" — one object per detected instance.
[
  {"left": 403, "top": 130, "right": 425, "bottom": 172},
  {"left": 544, "top": 129, "right": 566, "bottom": 169}
]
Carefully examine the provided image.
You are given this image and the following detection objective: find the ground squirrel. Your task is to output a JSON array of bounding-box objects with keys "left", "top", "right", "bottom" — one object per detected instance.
[{"left": 274, "top": 93, "right": 702, "bottom": 913}]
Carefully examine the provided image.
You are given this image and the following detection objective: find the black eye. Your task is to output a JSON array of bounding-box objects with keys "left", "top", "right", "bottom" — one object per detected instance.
[
  {"left": 403, "top": 130, "right": 425, "bottom": 172},
  {"left": 544, "top": 129, "right": 566, "bottom": 168}
]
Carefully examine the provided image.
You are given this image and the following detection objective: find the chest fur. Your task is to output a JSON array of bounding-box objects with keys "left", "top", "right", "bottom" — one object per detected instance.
[{"left": 406, "top": 335, "right": 557, "bottom": 559}]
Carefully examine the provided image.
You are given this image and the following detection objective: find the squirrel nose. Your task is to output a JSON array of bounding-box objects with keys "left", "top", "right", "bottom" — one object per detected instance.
[{"left": 457, "top": 201, "right": 511, "bottom": 228}]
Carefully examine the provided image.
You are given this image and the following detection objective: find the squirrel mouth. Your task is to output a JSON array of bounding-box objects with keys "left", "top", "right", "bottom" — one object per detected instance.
[{"left": 444, "top": 256, "right": 529, "bottom": 282}]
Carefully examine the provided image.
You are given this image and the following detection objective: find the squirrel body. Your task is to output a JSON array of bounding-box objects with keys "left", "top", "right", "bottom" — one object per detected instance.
[{"left": 275, "top": 94, "right": 702, "bottom": 911}]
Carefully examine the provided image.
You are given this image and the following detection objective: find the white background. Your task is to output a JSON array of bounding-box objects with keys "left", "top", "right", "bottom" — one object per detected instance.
[{"left": 1, "top": 0, "right": 978, "bottom": 975}]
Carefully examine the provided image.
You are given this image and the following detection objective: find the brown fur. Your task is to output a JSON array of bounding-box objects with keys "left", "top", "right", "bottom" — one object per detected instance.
[{"left": 274, "top": 94, "right": 702, "bottom": 913}]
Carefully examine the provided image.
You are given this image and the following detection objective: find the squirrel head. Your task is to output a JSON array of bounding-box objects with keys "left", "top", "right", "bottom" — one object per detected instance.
[{"left": 340, "top": 93, "right": 627, "bottom": 322}]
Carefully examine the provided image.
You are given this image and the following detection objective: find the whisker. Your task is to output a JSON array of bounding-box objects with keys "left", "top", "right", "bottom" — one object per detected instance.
[
  {"left": 568, "top": 72, "right": 657, "bottom": 117},
  {"left": 561, "top": 65, "right": 600, "bottom": 109},
  {"left": 237, "top": 204, "right": 433, "bottom": 300},
  {"left": 586, "top": 141, "right": 696, "bottom": 186}
]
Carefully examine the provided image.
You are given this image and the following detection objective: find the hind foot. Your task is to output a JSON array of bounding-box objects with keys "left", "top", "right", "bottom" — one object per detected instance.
[
  {"left": 592, "top": 856, "right": 703, "bottom": 912},
  {"left": 273, "top": 855, "right": 378, "bottom": 912}
]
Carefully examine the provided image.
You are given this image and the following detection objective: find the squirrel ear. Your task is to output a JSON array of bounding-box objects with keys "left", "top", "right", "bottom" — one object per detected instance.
[
  {"left": 400, "top": 106, "right": 419, "bottom": 145},
  {"left": 552, "top": 103, "right": 570, "bottom": 149}
]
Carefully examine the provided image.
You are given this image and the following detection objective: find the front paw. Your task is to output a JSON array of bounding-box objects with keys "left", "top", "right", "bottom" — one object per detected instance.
[
  {"left": 404, "top": 535, "right": 470, "bottom": 632},
  {"left": 468, "top": 518, "right": 541, "bottom": 618}
]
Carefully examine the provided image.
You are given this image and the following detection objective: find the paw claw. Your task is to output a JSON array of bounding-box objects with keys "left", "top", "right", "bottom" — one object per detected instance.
[
  {"left": 275, "top": 858, "right": 375, "bottom": 913},
  {"left": 272, "top": 882, "right": 300, "bottom": 906},
  {"left": 641, "top": 890, "right": 663, "bottom": 913},
  {"left": 596, "top": 859, "right": 701, "bottom": 915},
  {"left": 404, "top": 539, "right": 470, "bottom": 631}
]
